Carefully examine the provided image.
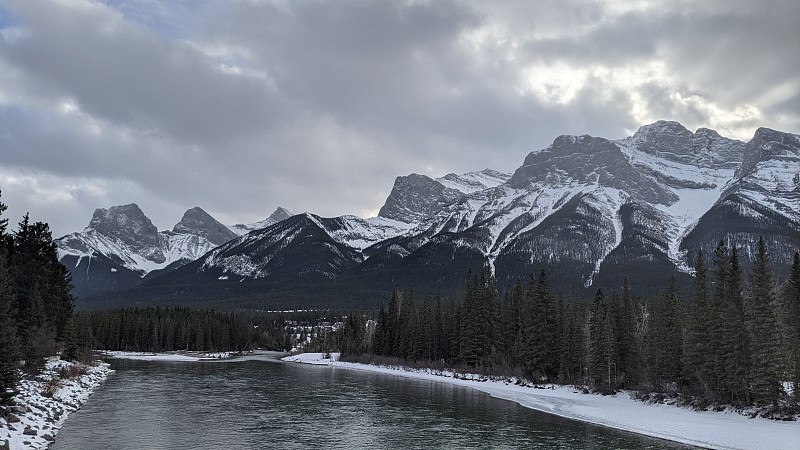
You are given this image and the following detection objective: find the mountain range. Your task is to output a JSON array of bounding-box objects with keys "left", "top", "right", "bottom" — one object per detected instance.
[{"left": 56, "top": 120, "right": 800, "bottom": 309}]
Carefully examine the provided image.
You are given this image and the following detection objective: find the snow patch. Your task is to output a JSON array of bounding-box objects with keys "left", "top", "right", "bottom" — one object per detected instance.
[
  {"left": 283, "top": 353, "right": 800, "bottom": 450},
  {"left": 0, "top": 359, "right": 112, "bottom": 450}
]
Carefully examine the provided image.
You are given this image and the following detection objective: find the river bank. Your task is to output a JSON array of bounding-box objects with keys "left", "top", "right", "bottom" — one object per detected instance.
[
  {"left": 0, "top": 358, "right": 112, "bottom": 449},
  {"left": 283, "top": 352, "right": 800, "bottom": 450},
  {"left": 100, "top": 350, "right": 234, "bottom": 362}
]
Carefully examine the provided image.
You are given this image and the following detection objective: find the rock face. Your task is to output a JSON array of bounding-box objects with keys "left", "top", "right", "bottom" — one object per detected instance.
[
  {"left": 69, "top": 121, "right": 800, "bottom": 306},
  {"left": 619, "top": 120, "right": 744, "bottom": 169},
  {"left": 681, "top": 127, "right": 800, "bottom": 269},
  {"left": 509, "top": 134, "right": 676, "bottom": 204},
  {"left": 229, "top": 207, "right": 293, "bottom": 235},
  {"left": 378, "top": 173, "right": 465, "bottom": 223},
  {"left": 87, "top": 204, "right": 164, "bottom": 263},
  {"left": 173, "top": 207, "right": 237, "bottom": 245},
  {"left": 56, "top": 205, "right": 240, "bottom": 298}
]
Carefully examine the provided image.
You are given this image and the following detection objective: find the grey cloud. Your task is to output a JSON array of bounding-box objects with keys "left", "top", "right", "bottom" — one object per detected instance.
[
  {"left": 1, "top": 0, "right": 287, "bottom": 148},
  {"left": 0, "top": 0, "right": 796, "bottom": 237}
]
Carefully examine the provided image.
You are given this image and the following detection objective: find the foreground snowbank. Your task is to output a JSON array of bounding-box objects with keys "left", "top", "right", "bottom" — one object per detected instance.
[
  {"left": 101, "top": 350, "right": 232, "bottom": 362},
  {"left": 0, "top": 358, "right": 112, "bottom": 449},
  {"left": 283, "top": 353, "right": 800, "bottom": 450}
]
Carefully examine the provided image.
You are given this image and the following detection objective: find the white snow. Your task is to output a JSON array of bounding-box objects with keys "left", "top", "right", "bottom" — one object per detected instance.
[
  {"left": 0, "top": 358, "right": 112, "bottom": 450},
  {"left": 57, "top": 228, "right": 223, "bottom": 276},
  {"left": 436, "top": 169, "right": 511, "bottom": 194},
  {"left": 283, "top": 353, "right": 800, "bottom": 450},
  {"left": 101, "top": 351, "right": 232, "bottom": 361},
  {"left": 323, "top": 215, "right": 415, "bottom": 251}
]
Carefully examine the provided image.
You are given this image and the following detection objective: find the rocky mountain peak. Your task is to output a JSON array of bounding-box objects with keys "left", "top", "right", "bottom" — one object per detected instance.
[
  {"left": 173, "top": 207, "right": 237, "bottom": 246},
  {"left": 86, "top": 203, "right": 164, "bottom": 262},
  {"left": 509, "top": 134, "right": 676, "bottom": 204},
  {"left": 621, "top": 121, "right": 743, "bottom": 168},
  {"left": 267, "top": 207, "right": 292, "bottom": 223},
  {"left": 88, "top": 203, "right": 158, "bottom": 244},
  {"left": 378, "top": 173, "right": 463, "bottom": 223},
  {"left": 436, "top": 168, "right": 510, "bottom": 194},
  {"left": 737, "top": 127, "right": 800, "bottom": 179},
  {"left": 229, "top": 207, "right": 294, "bottom": 235}
]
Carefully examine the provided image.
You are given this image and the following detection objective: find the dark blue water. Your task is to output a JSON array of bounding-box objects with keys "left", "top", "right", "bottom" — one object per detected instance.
[{"left": 53, "top": 353, "right": 693, "bottom": 449}]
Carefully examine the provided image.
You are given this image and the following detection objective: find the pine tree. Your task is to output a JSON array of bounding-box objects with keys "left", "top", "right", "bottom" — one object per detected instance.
[
  {"left": 718, "top": 245, "right": 751, "bottom": 404},
  {"left": 559, "top": 301, "right": 586, "bottom": 384},
  {"left": 747, "top": 237, "right": 781, "bottom": 405},
  {"left": 613, "top": 279, "right": 640, "bottom": 387},
  {"left": 646, "top": 279, "right": 681, "bottom": 391},
  {"left": 0, "top": 194, "right": 18, "bottom": 404},
  {"left": 784, "top": 251, "right": 800, "bottom": 401},
  {"left": 589, "top": 289, "right": 615, "bottom": 390},
  {"left": 683, "top": 250, "right": 712, "bottom": 396}
]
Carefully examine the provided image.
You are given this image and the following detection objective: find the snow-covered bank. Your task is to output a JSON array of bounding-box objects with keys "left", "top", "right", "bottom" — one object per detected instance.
[
  {"left": 0, "top": 358, "right": 112, "bottom": 449},
  {"left": 283, "top": 353, "right": 800, "bottom": 450},
  {"left": 101, "top": 350, "right": 233, "bottom": 361}
]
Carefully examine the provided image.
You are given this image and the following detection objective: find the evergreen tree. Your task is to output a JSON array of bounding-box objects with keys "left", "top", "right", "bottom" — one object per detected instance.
[
  {"left": 559, "top": 301, "right": 586, "bottom": 384},
  {"left": 0, "top": 192, "right": 19, "bottom": 405},
  {"left": 589, "top": 289, "right": 615, "bottom": 390},
  {"left": 783, "top": 251, "right": 800, "bottom": 401},
  {"left": 532, "top": 271, "right": 560, "bottom": 380},
  {"left": 646, "top": 279, "right": 681, "bottom": 391},
  {"left": 683, "top": 251, "right": 712, "bottom": 395},
  {"left": 747, "top": 237, "right": 781, "bottom": 405},
  {"left": 457, "top": 267, "right": 498, "bottom": 370},
  {"left": 613, "top": 279, "right": 640, "bottom": 387},
  {"left": 722, "top": 246, "right": 751, "bottom": 404}
]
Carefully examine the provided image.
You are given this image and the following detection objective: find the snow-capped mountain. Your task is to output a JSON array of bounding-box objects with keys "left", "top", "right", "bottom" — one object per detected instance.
[
  {"left": 73, "top": 120, "right": 800, "bottom": 305},
  {"left": 681, "top": 127, "right": 800, "bottom": 269},
  {"left": 228, "top": 207, "right": 293, "bottom": 235},
  {"left": 57, "top": 204, "right": 238, "bottom": 297}
]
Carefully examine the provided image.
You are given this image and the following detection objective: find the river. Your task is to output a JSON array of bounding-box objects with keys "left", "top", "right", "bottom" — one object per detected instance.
[{"left": 52, "top": 352, "right": 693, "bottom": 449}]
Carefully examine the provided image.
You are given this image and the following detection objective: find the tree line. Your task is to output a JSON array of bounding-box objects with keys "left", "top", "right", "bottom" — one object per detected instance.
[
  {"left": 331, "top": 238, "right": 799, "bottom": 410},
  {"left": 0, "top": 192, "right": 75, "bottom": 405}
]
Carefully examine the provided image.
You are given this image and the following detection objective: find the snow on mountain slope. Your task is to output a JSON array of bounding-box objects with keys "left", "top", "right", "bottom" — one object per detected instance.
[
  {"left": 367, "top": 122, "right": 747, "bottom": 284},
  {"left": 68, "top": 121, "right": 797, "bottom": 302},
  {"left": 196, "top": 213, "right": 363, "bottom": 281},
  {"left": 229, "top": 207, "right": 292, "bottom": 235},
  {"left": 319, "top": 215, "right": 415, "bottom": 250},
  {"left": 679, "top": 128, "right": 800, "bottom": 270},
  {"left": 57, "top": 205, "right": 236, "bottom": 276},
  {"left": 732, "top": 128, "right": 800, "bottom": 222},
  {"left": 436, "top": 169, "right": 510, "bottom": 194},
  {"left": 614, "top": 121, "right": 744, "bottom": 270}
]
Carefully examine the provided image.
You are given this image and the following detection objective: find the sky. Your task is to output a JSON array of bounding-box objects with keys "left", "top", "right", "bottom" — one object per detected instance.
[{"left": 0, "top": 0, "right": 797, "bottom": 237}]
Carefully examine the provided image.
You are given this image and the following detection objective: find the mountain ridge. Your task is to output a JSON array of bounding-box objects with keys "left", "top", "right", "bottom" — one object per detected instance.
[{"left": 59, "top": 120, "right": 800, "bottom": 307}]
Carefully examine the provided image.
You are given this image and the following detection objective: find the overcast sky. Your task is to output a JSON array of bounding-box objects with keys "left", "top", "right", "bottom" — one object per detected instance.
[{"left": 0, "top": 0, "right": 797, "bottom": 237}]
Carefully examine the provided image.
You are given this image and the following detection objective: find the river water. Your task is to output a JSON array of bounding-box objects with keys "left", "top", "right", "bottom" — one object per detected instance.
[{"left": 53, "top": 353, "right": 692, "bottom": 449}]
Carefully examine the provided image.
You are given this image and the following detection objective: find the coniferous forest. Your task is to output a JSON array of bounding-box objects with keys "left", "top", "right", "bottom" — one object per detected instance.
[
  {"left": 0, "top": 192, "right": 74, "bottom": 405},
  {"left": 330, "top": 240, "right": 800, "bottom": 412},
  {"left": 2, "top": 186, "right": 799, "bottom": 415}
]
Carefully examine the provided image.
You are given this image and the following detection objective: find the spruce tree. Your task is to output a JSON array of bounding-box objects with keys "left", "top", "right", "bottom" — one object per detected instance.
[
  {"left": 747, "top": 237, "right": 781, "bottom": 405},
  {"left": 589, "top": 289, "right": 614, "bottom": 390},
  {"left": 613, "top": 279, "right": 640, "bottom": 387},
  {"left": 0, "top": 245, "right": 18, "bottom": 405},
  {"left": 719, "top": 246, "right": 751, "bottom": 404},
  {"left": 559, "top": 301, "right": 586, "bottom": 384},
  {"left": 646, "top": 279, "right": 681, "bottom": 391},
  {"left": 683, "top": 250, "right": 712, "bottom": 396},
  {"left": 784, "top": 251, "right": 800, "bottom": 401}
]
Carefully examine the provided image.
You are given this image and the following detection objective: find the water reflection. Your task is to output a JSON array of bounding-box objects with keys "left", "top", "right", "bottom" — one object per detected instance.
[{"left": 54, "top": 353, "right": 693, "bottom": 449}]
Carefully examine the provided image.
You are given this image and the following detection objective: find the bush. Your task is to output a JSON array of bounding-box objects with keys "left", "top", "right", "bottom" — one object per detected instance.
[{"left": 57, "top": 364, "right": 87, "bottom": 380}]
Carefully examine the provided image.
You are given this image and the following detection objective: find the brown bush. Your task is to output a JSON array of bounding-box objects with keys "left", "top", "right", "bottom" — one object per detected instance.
[{"left": 57, "top": 364, "right": 88, "bottom": 380}]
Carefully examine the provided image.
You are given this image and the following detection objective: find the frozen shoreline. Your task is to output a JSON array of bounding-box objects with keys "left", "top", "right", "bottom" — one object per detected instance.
[
  {"left": 0, "top": 358, "right": 112, "bottom": 449},
  {"left": 283, "top": 352, "right": 800, "bottom": 450},
  {"left": 100, "top": 350, "right": 233, "bottom": 362}
]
